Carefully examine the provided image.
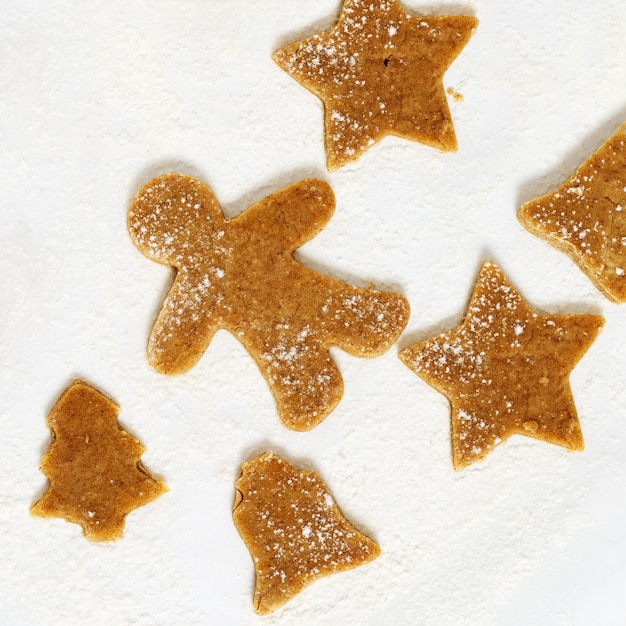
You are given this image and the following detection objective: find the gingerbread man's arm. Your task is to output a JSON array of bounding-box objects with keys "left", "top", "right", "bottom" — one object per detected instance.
[
  {"left": 147, "top": 271, "right": 220, "bottom": 374},
  {"left": 321, "top": 284, "right": 410, "bottom": 356},
  {"left": 232, "top": 179, "right": 335, "bottom": 254}
]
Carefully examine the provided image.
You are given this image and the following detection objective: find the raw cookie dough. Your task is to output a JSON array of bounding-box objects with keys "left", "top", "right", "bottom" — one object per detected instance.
[
  {"left": 31, "top": 380, "right": 166, "bottom": 541},
  {"left": 128, "top": 173, "right": 409, "bottom": 431},
  {"left": 233, "top": 452, "right": 380, "bottom": 615},
  {"left": 274, "top": 0, "right": 477, "bottom": 170},
  {"left": 519, "top": 121, "right": 626, "bottom": 302},
  {"left": 399, "top": 262, "right": 603, "bottom": 469}
]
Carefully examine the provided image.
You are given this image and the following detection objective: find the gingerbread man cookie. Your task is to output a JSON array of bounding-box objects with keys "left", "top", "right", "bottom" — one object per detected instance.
[{"left": 128, "top": 174, "right": 409, "bottom": 430}]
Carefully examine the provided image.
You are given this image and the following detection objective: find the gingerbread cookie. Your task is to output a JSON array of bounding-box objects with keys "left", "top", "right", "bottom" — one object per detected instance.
[
  {"left": 273, "top": 0, "right": 477, "bottom": 170},
  {"left": 31, "top": 380, "right": 166, "bottom": 541},
  {"left": 518, "top": 122, "right": 626, "bottom": 302},
  {"left": 128, "top": 174, "right": 409, "bottom": 431},
  {"left": 399, "top": 262, "right": 603, "bottom": 470},
  {"left": 233, "top": 452, "right": 380, "bottom": 615}
]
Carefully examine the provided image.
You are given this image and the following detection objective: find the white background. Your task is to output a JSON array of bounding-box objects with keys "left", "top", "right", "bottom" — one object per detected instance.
[{"left": 1, "top": 1, "right": 626, "bottom": 624}]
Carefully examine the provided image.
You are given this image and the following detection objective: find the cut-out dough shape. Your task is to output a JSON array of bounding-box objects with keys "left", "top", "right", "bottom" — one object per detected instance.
[
  {"left": 233, "top": 451, "right": 380, "bottom": 615},
  {"left": 273, "top": 0, "right": 478, "bottom": 170},
  {"left": 399, "top": 262, "right": 603, "bottom": 470},
  {"left": 128, "top": 174, "right": 409, "bottom": 431},
  {"left": 31, "top": 380, "right": 166, "bottom": 541},
  {"left": 519, "top": 121, "right": 626, "bottom": 302}
]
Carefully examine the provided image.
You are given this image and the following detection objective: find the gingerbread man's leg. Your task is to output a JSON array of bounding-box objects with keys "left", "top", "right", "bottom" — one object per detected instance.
[
  {"left": 242, "top": 326, "right": 344, "bottom": 431},
  {"left": 319, "top": 285, "right": 410, "bottom": 357}
]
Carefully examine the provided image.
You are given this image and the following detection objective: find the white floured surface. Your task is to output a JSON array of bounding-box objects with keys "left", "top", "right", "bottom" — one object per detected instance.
[{"left": 1, "top": 1, "right": 626, "bottom": 624}]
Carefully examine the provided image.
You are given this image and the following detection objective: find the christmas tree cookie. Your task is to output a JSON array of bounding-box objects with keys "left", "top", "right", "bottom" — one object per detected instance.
[{"left": 31, "top": 380, "right": 166, "bottom": 541}]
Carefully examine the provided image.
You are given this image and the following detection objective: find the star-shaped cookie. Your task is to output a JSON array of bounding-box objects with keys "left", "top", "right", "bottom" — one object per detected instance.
[
  {"left": 273, "top": 0, "right": 477, "bottom": 170},
  {"left": 31, "top": 380, "right": 166, "bottom": 541},
  {"left": 233, "top": 452, "right": 380, "bottom": 615},
  {"left": 399, "top": 262, "right": 603, "bottom": 470},
  {"left": 518, "top": 121, "right": 626, "bottom": 302}
]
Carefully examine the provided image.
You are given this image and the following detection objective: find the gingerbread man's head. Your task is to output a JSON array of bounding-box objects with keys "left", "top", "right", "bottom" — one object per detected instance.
[{"left": 128, "top": 173, "right": 226, "bottom": 267}]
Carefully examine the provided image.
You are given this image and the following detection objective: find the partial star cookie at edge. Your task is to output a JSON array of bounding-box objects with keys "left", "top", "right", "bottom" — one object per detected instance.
[
  {"left": 273, "top": 0, "right": 477, "bottom": 170},
  {"left": 518, "top": 121, "right": 626, "bottom": 303},
  {"left": 399, "top": 262, "right": 603, "bottom": 470}
]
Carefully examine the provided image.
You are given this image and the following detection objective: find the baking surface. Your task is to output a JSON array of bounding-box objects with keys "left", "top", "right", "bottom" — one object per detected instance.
[{"left": 1, "top": 1, "right": 626, "bottom": 624}]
